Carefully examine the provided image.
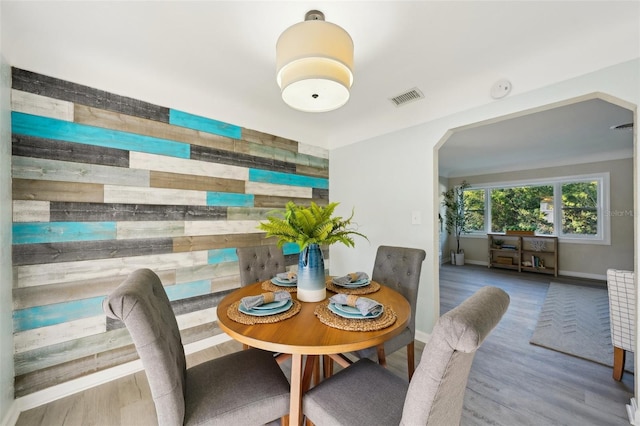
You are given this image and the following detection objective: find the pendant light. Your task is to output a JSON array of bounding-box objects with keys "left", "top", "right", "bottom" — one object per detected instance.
[{"left": 276, "top": 10, "right": 354, "bottom": 112}]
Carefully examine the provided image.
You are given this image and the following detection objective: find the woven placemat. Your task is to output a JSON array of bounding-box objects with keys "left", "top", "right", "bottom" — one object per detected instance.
[
  {"left": 261, "top": 280, "right": 297, "bottom": 293},
  {"left": 326, "top": 279, "right": 380, "bottom": 295},
  {"left": 314, "top": 304, "right": 397, "bottom": 331},
  {"left": 227, "top": 300, "right": 301, "bottom": 325}
]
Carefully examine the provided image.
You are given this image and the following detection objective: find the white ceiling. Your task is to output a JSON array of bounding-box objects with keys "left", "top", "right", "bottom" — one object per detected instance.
[{"left": 1, "top": 1, "right": 638, "bottom": 177}]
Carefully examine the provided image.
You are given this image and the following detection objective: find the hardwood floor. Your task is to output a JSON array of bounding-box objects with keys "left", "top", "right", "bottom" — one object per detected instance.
[{"left": 15, "top": 264, "right": 634, "bottom": 425}]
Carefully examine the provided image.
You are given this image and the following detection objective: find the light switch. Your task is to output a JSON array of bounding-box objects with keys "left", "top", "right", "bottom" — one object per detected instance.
[{"left": 411, "top": 211, "right": 421, "bottom": 225}]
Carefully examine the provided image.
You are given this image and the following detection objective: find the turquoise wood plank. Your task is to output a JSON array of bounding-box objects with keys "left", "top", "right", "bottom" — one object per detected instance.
[
  {"left": 12, "top": 112, "right": 190, "bottom": 159},
  {"left": 13, "top": 222, "right": 116, "bottom": 244},
  {"left": 283, "top": 242, "right": 301, "bottom": 255},
  {"left": 249, "top": 168, "right": 329, "bottom": 189},
  {"left": 13, "top": 296, "right": 105, "bottom": 332},
  {"left": 208, "top": 248, "right": 238, "bottom": 264},
  {"left": 169, "top": 109, "right": 241, "bottom": 139},
  {"left": 207, "top": 192, "right": 254, "bottom": 207},
  {"left": 164, "top": 280, "right": 211, "bottom": 301}
]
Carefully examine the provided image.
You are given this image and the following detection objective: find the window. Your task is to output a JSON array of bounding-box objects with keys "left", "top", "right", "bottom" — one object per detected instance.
[{"left": 461, "top": 173, "right": 609, "bottom": 243}]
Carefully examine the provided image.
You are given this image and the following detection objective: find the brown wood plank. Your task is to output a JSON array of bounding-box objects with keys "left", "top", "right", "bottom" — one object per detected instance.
[
  {"left": 190, "top": 144, "right": 296, "bottom": 173},
  {"left": 149, "top": 170, "right": 245, "bottom": 193},
  {"left": 297, "top": 164, "right": 329, "bottom": 178},
  {"left": 12, "top": 179, "right": 104, "bottom": 203},
  {"left": 240, "top": 128, "right": 299, "bottom": 152},
  {"left": 172, "top": 233, "right": 268, "bottom": 252},
  {"left": 253, "top": 195, "right": 327, "bottom": 208}
]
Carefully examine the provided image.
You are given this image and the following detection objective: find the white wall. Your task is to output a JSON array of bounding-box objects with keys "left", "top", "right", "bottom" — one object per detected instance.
[
  {"left": 0, "top": 7, "right": 16, "bottom": 422},
  {"left": 330, "top": 58, "right": 639, "bottom": 341}
]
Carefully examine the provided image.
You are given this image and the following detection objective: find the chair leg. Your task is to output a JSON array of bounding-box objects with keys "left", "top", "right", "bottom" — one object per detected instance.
[
  {"left": 407, "top": 341, "right": 415, "bottom": 380},
  {"left": 323, "top": 355, "right": 333, "bottom": 378},
  {"left": 613, "top": 346, "right": 626, "bottom": 381}
]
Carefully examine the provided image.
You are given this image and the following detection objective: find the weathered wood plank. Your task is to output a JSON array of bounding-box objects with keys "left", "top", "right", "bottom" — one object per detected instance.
[
  {"left": 12, "top": 237, "right": 175, "bottom": 266},
  {"left": 12, "top": 134, "right": 130, "bottom": 168},
  {"left": 226, "top": 206, "right": 276, "bottom": 221},
  {"left": 180, "top": 321, "right": 221, "bottom": 346},
  {"left": 129, "top": 151, "right": 248, "bottom": 181},
  {"left": 116, "top": 221, "right": 185, "bottom": 240},
  {"left": 12, "top": 112, "right": 189, "bottom": 159},
  {"left": 253, "top": 194, "right": 323, "bottom": 208},
  {"left": 13, "top": 295, "right": 106, "bottom": 332},
  {"left": 173, "top": 233, "right": 267, "bottom": 253},
  {"left": 244, "top": 142, "right": 329, "bottom": 171},
  {"left": 12, "top": 156, "right": 149, "bottom": 186},
  {"left": 13, "top": 221, "right": 116, "bottom": 245},
  {"left": 175, "top": 263, "right": 237, "bottom": 284},
  {"left": 206, "top": 192, "right": 253, "bottom": 207},
  {"left": 103, "top": 185, "right": 206, "bottom": 206},
  {"left": 49, "top": 201, "right": 227, "bottom": 222},
  {"left": 149, "top": 170, "right": 245, "bottom": 193},
  {"left": 313, "top": 188, "right": 329, "bottom": 201},
  {"left": 12, "top": 200, "right": 50, "bottom": 222},
  {"left": 249, "top": 168, "right": 328, "bottom": 189},
  {"left": 169, "top": 109, "right": 241, "bottom": 139},
  {"left": 240, "top": 128, "right": 298, "bottom": 152},
  {"left": 164, "top": 279, "right": 211, "bottom": 302},
  {"left": 12, "top": 179, "right": 104, "bottom": 203},
  {"left": 211, "top": 274, "right": 242, "bottom": 293},
  {"left": 298, "top": 142, "right": 329, "bottom": 159},
  {"left": 74, "top": 104, "right": 236, "bottom": 152},
  {"left": 184, "top": 220, "right": 262, "bottom": 236},
  {"left": 244, "top": 181, "right": 312, "bottom": 198},
  {"left": 297, "top": 164, "right": 329, "bottom": 178},
  {"left": 11, "top": 89, "right": 74, "bottom": 121},
  {"left": 12, "top": 68, "right": 169, "bottom": 122},
  {"left": 12, "top": 270, "right": 176, "bottom": 310},
  {"left": 191, "top": 144, "right": 296, "bottom": 173},
  {"left": 16, "top": 251, "right": 208, "bottom": 287},
  {"left": 176, "top": 307, "right": 218, "bottom": 331},
  {"left": 14, "top": 343, "right": 140, "bottom": 398},
  {"left": 13, "top": 315, "right": 105, "bottom": 354}
]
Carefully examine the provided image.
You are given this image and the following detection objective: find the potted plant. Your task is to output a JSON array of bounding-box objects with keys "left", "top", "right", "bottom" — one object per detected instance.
[
  {"left": 494, "top": 239, "right": 505, "bottom": 249},
  {"left": 258, "top": 201, "right": 367, "bottom": 302},
  {"left": 441, "top": 181, "right": 470, "bottom": 265}
]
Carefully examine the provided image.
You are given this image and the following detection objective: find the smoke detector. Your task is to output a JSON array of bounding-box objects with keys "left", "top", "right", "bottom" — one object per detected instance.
[{"left": 490, "top": 79, "right": 512, "bottom": 99}]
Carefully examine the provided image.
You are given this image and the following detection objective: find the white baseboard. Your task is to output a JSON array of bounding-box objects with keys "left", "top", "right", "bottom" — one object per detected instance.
[
  {"left": 14, "top": 333, "right": 232, "bottom": 414},
  {"left": 415, "top": 330, "right": 431, "bottom": 344},
  {"left": 627, "top": 397, "right": 637, "bottom": 425}
]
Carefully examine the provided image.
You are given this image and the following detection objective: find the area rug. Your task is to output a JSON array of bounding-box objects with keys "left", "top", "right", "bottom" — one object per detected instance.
[{"left": 530, "top": 282, "right": 634, "bottom": 373}]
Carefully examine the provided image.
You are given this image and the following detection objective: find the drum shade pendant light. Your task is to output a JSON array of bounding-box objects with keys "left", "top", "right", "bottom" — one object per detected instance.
[{"left": 276, "top": 10, "right": 354, "bottom": 112}]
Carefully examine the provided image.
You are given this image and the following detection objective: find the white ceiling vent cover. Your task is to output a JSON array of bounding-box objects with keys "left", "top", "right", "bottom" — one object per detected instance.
[{"left": 390, "top": 87, "right": 424, "bottom": 107}]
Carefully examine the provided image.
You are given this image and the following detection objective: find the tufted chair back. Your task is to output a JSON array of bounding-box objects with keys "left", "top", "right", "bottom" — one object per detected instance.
[
  {"left": 103, "top": 268, "right": 187, "bottom": 425},
  {"left": 236, "top": 245, "right": 286, "bottom": 286}
]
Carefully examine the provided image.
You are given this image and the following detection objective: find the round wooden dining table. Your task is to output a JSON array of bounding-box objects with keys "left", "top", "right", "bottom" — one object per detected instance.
[{"left": 216, "top": 280, "right": 410, "bottom": 426}]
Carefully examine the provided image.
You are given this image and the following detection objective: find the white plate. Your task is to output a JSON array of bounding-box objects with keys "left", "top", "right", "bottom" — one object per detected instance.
[
  {"left": 239, "top": 300, "right": 293, "bottom": 316},
  {"left": 328, "top": 302, "right": 383, "bottom": 319},
  {"left": 252, "top": 299, "right": 289, "bottom": 310}
]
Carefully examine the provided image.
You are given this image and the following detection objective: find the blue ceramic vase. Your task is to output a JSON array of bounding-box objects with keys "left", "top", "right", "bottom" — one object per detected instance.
[{"left": 297, "top": 243, "right": 326, "bottom": 302}]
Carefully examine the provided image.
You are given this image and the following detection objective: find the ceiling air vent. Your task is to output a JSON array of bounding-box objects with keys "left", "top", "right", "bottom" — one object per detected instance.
[{"left": 389, "top": 87, "right": 424, "bottom": 107}]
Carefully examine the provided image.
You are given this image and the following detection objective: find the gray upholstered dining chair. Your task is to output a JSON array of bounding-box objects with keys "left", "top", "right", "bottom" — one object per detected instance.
[
  {"left": 607, "top": 268, "right": 635, "bottom": 381},
  {"left": 103, "top": 268, "right": 290, "bottom": 426},
  {"left": 348, "top": 245, "right": 426, "bottom": 379},
  {"left": 304, "top": 286, "right": 510, "bottom": 426},
  {"left": 236, "top": 245, "right": 287, "bottom": 287}
]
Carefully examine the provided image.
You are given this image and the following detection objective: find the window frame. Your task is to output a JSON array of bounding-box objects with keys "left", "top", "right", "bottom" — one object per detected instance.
[{"left": 462, "top": 172, "right": 610, "bottom": 245}]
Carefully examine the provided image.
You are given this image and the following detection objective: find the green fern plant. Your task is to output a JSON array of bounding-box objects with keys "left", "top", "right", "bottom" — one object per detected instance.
[{"left": 257, "top": 201, "right": 367, "bottom": 250}]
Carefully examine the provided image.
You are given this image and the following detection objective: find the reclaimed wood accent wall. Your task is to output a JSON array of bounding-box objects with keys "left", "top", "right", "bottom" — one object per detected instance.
[{"left": 10, "top": 68, "right": 329, "bottom": 397}]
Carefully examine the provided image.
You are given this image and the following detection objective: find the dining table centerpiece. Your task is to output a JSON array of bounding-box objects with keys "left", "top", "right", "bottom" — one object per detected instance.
[{"left": 258, "top": 201, "right": 367, "bottom": 302}]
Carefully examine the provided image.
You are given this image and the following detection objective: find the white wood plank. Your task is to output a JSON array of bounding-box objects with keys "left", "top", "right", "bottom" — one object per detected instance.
[
  {"left": 176, "top": 307, "right": 217, "bottom": 330},
  {"left": 211, "top": 275, "right": 241, "bottom": 292},
  {"left": 12, "top": 200, "right": 50, "bottom": 222},
  {"left": 16, "top": 251, "right": 209, "bottom": 288},
  {"left": 184, "top": 220, "right": 262, "bottom": 236},
  {"left": 116, "top": 221, "right": 185, "bottom": 240},
  {"left": 298, "top": 142, "right": 329, "bottom": 159},
  {"left": 244, "top": 181, "right": 312, "bottom": 198},
  {"left": 129, "top": 151, "right": 249, "bottom": 181},
  {"left": 13, "top": 316, "right": 105, "bottom": 354},
  {"left": 11, "top": 89, "right": 74, "bottom": 121},
  {"left": 103, "top": 185, "right": 206, "bottom": 206},
  {"left": 12, "top": 156, "right": 149, "bottom": 187}
]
